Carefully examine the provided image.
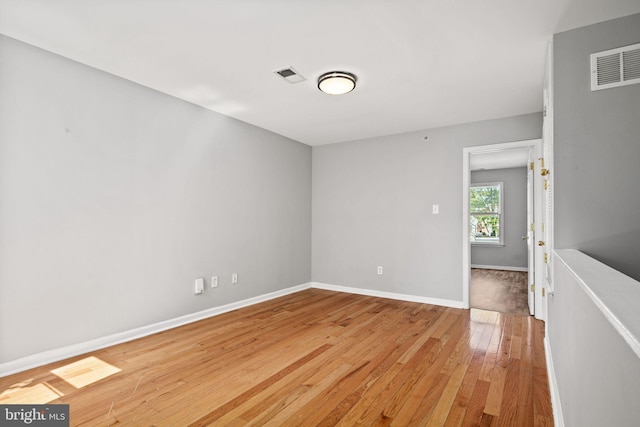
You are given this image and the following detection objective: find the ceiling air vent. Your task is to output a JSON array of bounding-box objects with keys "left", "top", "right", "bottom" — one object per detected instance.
[
  {"left": 591, "top": 42, "right": 640, "bottom": 91},
  {"left": 273, "top": 66, "right": 306, "bottom": 84}
]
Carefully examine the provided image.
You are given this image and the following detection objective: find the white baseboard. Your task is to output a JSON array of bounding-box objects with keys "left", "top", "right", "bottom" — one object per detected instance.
[
  {"left": 310, "top": 282, "right": 465, "bottom": 309},
  {"left": 544, "top": 336, "right": 564, "bottom": 427},
  {"left": 471, "top": 264, "right": 528, "bottom": 272},
  {"left": 0, "top": 283, "right": 311, "bottom": 378},
  {"left": 1, "top": 281, "right": 466, "bottom": 377}
]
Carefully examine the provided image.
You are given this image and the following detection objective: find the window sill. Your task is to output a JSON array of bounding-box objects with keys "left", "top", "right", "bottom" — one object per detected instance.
[{"left": 471, "top": 242, "right": 505, "bottom": 247}]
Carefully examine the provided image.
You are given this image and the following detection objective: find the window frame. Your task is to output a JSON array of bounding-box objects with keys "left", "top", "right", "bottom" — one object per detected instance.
[{"left": 470, "top": 181, "right": 504, "bottom": 246}]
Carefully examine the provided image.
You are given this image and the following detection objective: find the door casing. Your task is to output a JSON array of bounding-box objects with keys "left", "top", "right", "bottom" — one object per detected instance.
[{"left": 462, "top": 139, "right": 544, "bottom": 319}]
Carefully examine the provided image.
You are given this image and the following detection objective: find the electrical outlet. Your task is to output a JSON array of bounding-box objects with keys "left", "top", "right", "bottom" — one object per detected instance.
[
  {"left": 195, "top": 278, "right": 204, "bottom": 294},
  {"left": 211, "top": 276, "right": 218, "bottom": 288},
  {"left": 377, "top": 266, "right": 383, "bottom": 275},
  {"left": 232, "top": 273, "right": 238, "bottom": 284},
  {"left": 432, "top": 204, "right": 439, "bottom": 214}
]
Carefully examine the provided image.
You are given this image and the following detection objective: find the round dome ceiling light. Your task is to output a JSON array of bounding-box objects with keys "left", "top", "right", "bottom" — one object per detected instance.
[{"left": 317, "top": 71, "right": 357, "bottom": 95}]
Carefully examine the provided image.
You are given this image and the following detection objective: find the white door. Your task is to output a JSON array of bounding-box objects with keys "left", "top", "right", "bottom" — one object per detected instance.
[
  {"left": 542, "top": 90, "right": 554, "bottom": 299},
  {"left": 539, "top": 41, "right": 554, "bottom": 321},
  {"left": 526, "top": 148, "right": 535, "bottom": 315}
]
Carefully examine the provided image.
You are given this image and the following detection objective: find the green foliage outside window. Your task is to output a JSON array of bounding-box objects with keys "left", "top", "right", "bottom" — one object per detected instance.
[
  {"left": 470, "top": 184, "right": 502, "bottom": 243},
  {"left": 470, "top": 185, "right": 500, "bottom": 213}
]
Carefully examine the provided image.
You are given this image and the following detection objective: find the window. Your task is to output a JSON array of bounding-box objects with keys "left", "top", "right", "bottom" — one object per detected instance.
[{"left": 470, "top": 182, "right": 503, "bottom": 245}]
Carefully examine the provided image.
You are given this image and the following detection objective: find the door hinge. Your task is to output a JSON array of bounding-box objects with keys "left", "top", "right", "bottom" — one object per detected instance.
[
  {"left": 530, "top": 223, "right": 535, "bottom": 231},
  {"left": 543, "top": 106, "right": 547, "bottom": 117},
  {"left": 544, "top": 180, "right": 548, "bottom": 190},
  {"left": 530, "top": 284, "right": 535, "bottom": 292},
  {"left": 542, "top": 288, "right": 546, "bottom": 297},
  {"left": 540, "top": 157, "right": 545, "bottom": 168},
  {"left": 529, "top": 162, "right": 534, "bottom": 171},
  {"left": 544, "top": 253, "right": 548, "bottom": 263}
]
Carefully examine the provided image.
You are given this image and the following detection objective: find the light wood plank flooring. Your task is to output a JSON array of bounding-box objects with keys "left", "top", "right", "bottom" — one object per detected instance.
[
  {"left": 471, "top": 269, "right": 530, "bottom": 316},
  {"left": 0, "top": 289, "right": 553, "bottom": 426}
]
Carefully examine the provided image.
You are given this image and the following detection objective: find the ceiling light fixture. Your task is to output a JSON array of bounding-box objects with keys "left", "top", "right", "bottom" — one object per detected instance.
[{"left": 317, "top": 71, "right": 357, "bottom": 95}]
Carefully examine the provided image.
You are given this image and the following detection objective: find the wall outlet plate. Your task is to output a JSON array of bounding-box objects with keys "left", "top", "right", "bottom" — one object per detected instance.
[
  {"left": 232, "top": 273, "right": 238, "bottom": 284},
  {"left": 195, "top": 278, "right": 205, "bottom": 294},
  {"left": 211, "top": 276, "right": 218, "bottom": 288}
]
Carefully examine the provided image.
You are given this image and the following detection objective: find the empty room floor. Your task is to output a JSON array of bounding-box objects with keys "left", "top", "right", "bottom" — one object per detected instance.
[
  {"left": 0, "top": 289, "right": 552, "bottom": 425},
  {"left": 471, "top": 268, "right": 530, "bottom": 316}
]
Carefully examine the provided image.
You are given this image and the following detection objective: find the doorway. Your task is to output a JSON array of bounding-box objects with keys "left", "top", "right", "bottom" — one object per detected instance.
[
  {"left": 462, "top": 139, "right": 544, "bottom": 319},
  {"left": 468, "top": 164, "right": 530, "bottom": 315}
]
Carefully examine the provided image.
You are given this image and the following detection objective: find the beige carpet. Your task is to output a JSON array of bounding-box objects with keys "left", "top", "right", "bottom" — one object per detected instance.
[{"left": 470, "top": 268, "right": 530, "bottom": 316}]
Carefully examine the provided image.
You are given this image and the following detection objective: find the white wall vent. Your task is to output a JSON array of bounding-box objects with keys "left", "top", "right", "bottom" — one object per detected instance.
[{"left": 591, "top": 42, "right": 640, "bottom": 91}]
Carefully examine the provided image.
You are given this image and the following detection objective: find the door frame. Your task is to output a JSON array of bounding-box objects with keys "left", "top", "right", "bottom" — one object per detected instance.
[
  {"left": 526, "top": 146, "right": 536, "bottom": 315},
  {"left": 462, "top": 139, "right": 544, "bottom": 319}
]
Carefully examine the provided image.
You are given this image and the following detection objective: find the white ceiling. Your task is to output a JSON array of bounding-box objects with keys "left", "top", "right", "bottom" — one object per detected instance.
[{"left": 1, "top": 1, "right": 640, "bottom": 146}]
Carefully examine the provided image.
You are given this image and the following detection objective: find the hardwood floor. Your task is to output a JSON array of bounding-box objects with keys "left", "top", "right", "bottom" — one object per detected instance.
[
  {"left": 470, "top": 269, "right": 530, "bottom": 316},
  {"left": 0, "top": 289, "right": 553, "bottom": 426}
]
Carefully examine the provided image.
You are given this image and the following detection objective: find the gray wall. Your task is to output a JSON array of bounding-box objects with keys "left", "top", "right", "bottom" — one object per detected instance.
[
  {"left": 554, "top": 12, "right": 640, "bottom": 281},
  {"left": 312, "top": 114, "right": 542, "bottom": 302},
  {"left": 471, "top": 167, "right": 528, "bottom": 269},
  {"left": 550, "top": 14, "right": 640, "bottom": 426},
  {"left": 0, "top": 35, "right": 312, "bottom": 363}
]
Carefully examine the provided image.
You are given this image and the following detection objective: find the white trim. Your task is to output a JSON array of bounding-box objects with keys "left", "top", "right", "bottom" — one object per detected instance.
[
  {"left": 463, "top": 149, "right": 471, "bottom": 308},
  {"left": 545, "top": 336, "right": 565, "bottom": 427},
  {"left": 310, "top": 282, "right": 465, "bottom": 309},
  {"left": 0, "top": 283, "right": 312, "bottom": 378},
  {"left": 470, "top": 264, "right": 528, "bottom": 272}
]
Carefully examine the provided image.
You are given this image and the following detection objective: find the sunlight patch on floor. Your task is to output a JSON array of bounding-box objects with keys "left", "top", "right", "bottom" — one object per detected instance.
[
  {"left": 470, "top": 308, "right": 501, "bottom": 324},
  {"left": 0, "top": 380, "right": 63, "bottom": 404},
  {"left": 51, "top": 356, "right": 121, "bottom": 389}
]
